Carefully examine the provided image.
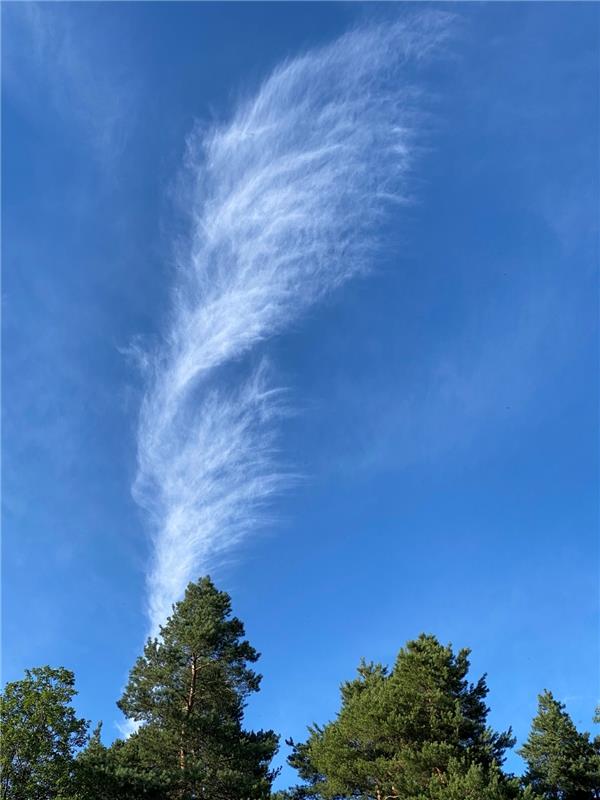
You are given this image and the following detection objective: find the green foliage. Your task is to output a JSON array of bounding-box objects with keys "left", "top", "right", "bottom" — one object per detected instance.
[
  {"left": 0, "top": 666, "right": 88, "bottom": 800},
  {"left": 117, "top": 576, "right": 279, "bottom": 799},
  {"left": 285, "top": 634, "right": 516, "bottom": 799},
  {"left": 74, "top": 724, "right": 169, "bottom": 799},
  {"left": 518, "top": 691, "right": 600, "bottom": 800},
  {"left": 427, "top": 760, "right": 525, "bottom": 800},
  {"left": 4, "top": 591, "right": 598, "bottom": 800}
]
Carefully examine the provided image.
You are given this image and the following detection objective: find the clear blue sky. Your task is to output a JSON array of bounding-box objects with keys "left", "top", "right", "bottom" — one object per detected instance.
[{"left": 2, "top": 1, "right": 598, "bottom": 787}]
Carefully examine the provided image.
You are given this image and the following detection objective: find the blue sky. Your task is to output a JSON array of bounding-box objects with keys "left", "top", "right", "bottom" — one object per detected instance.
[{"left": 2, "top": 1, "right": 598, "bottom": 787}]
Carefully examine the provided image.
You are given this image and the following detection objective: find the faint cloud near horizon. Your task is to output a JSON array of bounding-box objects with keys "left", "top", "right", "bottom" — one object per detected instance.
[
  {"left": 319, "top": 278, "right": 585, "bottom": 478},
  {"left": 2, "top": 2, "right": 138, "bottom": 164}
]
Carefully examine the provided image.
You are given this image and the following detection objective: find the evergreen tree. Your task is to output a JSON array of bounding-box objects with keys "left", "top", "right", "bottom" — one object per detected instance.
[
  {"left": 0, "top": 666, "right": 88, "bottom": 800},
  {"left": 428, "top": 760, "right": 523, "bottom": 800},
  {"left": 74, "top": 723, "right": 169, "bottom": 799},
  {"left": 285, "top": 634, "right": 516, "bottom": 800},
  {"left": 117, "top": 576, "right": 279, "bottom": 799},
  {"left": 518, "top": 691, "right": 600, "bottom": 799}
]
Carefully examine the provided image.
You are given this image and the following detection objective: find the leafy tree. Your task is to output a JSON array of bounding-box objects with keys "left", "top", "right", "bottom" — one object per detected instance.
[
  {"left": 518, "top": 691, "right": 600, "bottom": 799},
  {"left": 0, "top": 666, "right": 88, "bottom": 800},
  {"left": 285, "top": 634, "right": 516, "bottom": 800},
  {"left": 117, "top": 576, "right": 279, "bottom": 799}
]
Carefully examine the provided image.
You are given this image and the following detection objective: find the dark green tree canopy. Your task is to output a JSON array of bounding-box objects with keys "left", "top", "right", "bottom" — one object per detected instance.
[
  {"left": 518, "top": 690, "right": 600, "bottom": 800},
  {"left": 4, "top": 599, "right": 598, "bottom": 800},
  {"left": 74, "top": 723, "right": 171, "bottom": 800},
  {"left": 0, "top": 666, "right": 88, "bottom": 800},
  {"left": 285, "top": 634, "right": 516, "bottom": 800},
  {"left": 117, "top": 576, "right": 279, "bottom": 799}
]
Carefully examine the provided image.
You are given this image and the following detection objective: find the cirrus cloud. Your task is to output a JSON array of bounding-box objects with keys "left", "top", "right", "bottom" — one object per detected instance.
[{"left": 134, "top": 14, "right": 453, "bottom": 635}]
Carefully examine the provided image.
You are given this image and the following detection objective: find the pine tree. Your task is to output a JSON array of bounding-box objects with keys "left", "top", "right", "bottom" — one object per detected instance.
[
  {"left": 74, "top": 723, "right": 169, "bottom": 799},
  {"left": 285, "top": 634, "right": 516, "bottom": 800},
  {"left": 0, "top": 666, "right": 88, "bottom": 800},
  {"left": 518, "top": 691, "right": 600, "bottom": 799},
  {"left": 117, "top": 576, "right": 279, "bottom": 799}
]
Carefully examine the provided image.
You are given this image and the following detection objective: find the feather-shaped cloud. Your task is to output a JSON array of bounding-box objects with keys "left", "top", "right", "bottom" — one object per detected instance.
[{"left": 134, "top": 15, "right": 452, "bottom": 634}]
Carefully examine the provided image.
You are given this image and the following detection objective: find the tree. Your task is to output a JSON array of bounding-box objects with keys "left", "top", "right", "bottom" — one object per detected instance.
[
  {"left": 117, "top": 576, "right": 279, "bottom": 799},
  {"left": 74, "top": 723, "right": 168, "bottom": 799},
  {"left": 427, "top": 760, "right": 523, "bottom": 800},
  {"left": 285, "top": 634, "right": 516, "bottom": 800},
  {"left": 518, "top": 691, "right": 600, "bottom": 799},
  {"left": 0, "top": 666, "right": 88, "bottom": 800}
]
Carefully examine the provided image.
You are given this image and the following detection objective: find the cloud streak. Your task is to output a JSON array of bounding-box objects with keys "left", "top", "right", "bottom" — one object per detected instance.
[
  {"left": 134, "top": 14, "right": 451, "bottom": 634},
  {"left": 2, "top": 3, "right": 136, "bottom": 162}
]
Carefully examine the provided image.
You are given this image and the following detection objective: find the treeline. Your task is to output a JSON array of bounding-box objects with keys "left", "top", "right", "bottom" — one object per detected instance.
[{"left": 1, "top": 577, "right": 598, "bottom": 800}]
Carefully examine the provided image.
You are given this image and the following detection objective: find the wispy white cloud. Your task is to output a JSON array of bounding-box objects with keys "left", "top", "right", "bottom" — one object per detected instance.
[
  {"left": 341, "top": 288, "right": 562, "bottom": 473},
  {"left": 2, "top": 3, "right": 136, "bottom": 162},
  {"left": 116, "top": 716, "right": 141, "bottom": 740},
  {"left": 135, "top": 14, "right": 452, "bottom": 634}
]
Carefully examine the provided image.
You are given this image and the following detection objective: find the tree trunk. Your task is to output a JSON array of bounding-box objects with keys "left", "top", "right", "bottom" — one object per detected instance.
[{"left": 179, "top": 656, "right": 198, "bottom": 778}]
